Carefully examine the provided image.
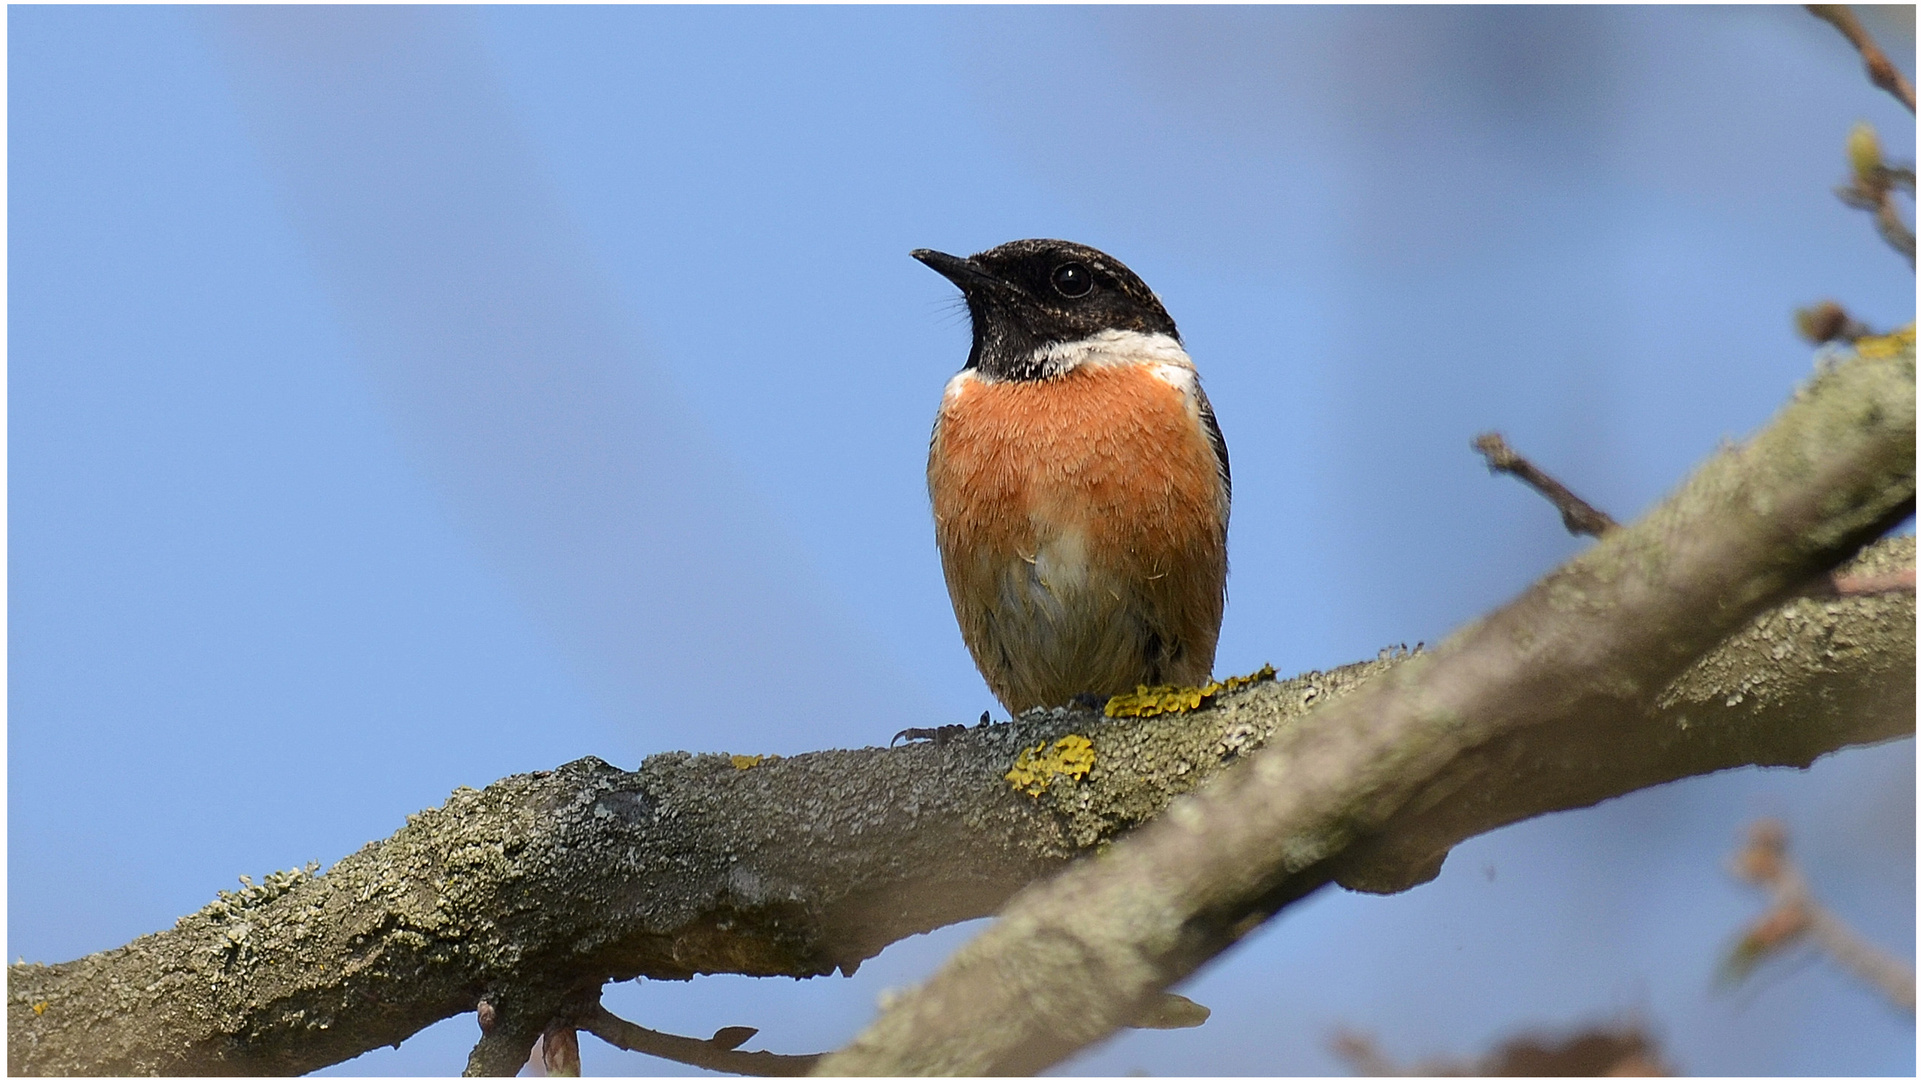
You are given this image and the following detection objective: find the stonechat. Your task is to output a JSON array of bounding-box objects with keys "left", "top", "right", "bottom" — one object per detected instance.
[{"left": 915, "top": 239, "right": 1229, "bottom": 715}]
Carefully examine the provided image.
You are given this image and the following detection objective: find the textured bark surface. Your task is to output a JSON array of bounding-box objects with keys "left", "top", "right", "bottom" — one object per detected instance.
[
  {"left": 1335, "top": 533, "right": 1917, "bottom": 894},
  {"left": 820, "top": 342, "right": 1915, "bottom": 1076},
  {"left": 7, "top": 544, "right": 1911, "bottom": 1077},
  {"left": 8, "top": 347, "right": 1913, "bottom": 1077}
]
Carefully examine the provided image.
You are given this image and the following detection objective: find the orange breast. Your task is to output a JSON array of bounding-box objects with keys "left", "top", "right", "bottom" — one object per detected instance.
[{"left": 927, "top": 362, "right": 1228, "bottom": 711}]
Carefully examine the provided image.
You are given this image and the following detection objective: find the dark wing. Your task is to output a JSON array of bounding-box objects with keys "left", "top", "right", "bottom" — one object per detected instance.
[{"left": 1196, "top": 384, "right": 1230, "bottom": 519}]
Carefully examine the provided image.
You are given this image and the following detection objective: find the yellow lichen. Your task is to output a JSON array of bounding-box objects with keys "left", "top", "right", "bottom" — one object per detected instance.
[
  {"left": 32, "top": 1001, "right": 48, "bottom": 1016},
  {"left": 1855, "top": 323, "right": 1915, "bottom": 360},
  {"left": 1005, "top": 734, "right": 1096, "bottom": 797},
  {"left": 1105, "top": 664, "right": 1277, "bottom": 718},
  {"left": 730, "top": 754, "right": 776, "bottom": 770}
]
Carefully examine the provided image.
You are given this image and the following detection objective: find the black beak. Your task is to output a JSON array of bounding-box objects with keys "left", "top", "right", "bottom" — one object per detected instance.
[{"left": 911, "top": 248, "right": 1003, "bottom": 293}]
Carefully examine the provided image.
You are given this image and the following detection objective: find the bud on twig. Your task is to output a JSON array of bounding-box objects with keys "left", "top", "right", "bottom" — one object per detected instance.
[{"left": 1847, "top": 121, "right": 1883, "bottom": 183}]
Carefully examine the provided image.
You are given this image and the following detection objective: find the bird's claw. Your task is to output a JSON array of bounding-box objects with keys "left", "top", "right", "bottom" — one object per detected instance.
[
  {"left": 891, "top": 724, "right": 966, "bottom": 746},
  {"left": 892, "top": 711, "right": 995, "bottom": 746}
]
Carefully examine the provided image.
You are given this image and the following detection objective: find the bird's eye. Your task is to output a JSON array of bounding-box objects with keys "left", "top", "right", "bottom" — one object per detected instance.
[{"left": 1050, "top": 262, "right": 1093, "bottom": 298}]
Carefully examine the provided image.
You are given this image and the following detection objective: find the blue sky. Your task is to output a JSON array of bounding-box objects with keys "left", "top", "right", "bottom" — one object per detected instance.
[{"left": 10, "top": 6, "right": 1914, "bottom": 1075}]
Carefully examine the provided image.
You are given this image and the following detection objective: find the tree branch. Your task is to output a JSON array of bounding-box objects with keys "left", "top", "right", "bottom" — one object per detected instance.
[
  {"left": 576, "top": 1003, "right": 820, "bottom": 1076},
  {"left": 7, "top": 356, "right": 1913, "bottom": 1076},
  {"left": 1472, "top": 432, "right": 1619, "bottom": 537},
  {"left": 818, "top": 341, "right": 1914, "bottom": 1075},
  {"left": 7, "top": 582, "right": 1910, "bottom": 1078},
  {"left": 1331, "top": 1021, "right": 1670, "bottom": 1077},
  {"left": 1333, "top": 531, "right": 1915, "bottom": 896},
  {"left": 1795, "top": 299, "right": 1878, "bottom": 346},
  {"left": 1808, "top": 5, "right": 1917, "bottom": 114},
  {"left": 1835, "top": 123, "right": 1917, "bottom": 267},
  {"left": 1830, "top": 566, "right": 1916, "bottom": 594},
  {"left": 1724, "top": 819, "right": 1916, "bottom": 1014}
]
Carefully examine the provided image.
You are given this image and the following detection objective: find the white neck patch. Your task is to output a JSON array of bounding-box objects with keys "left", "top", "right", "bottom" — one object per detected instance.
[{"left": 1026, "top": 329, "right": 1193, "bottom": 381}]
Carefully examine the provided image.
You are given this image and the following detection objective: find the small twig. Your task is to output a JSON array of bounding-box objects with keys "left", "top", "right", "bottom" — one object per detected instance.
[
  {"left": 1795, "top": 300, "right": 1878, "bottom": 345},
  {"left": 1726, "top": 819, "right": 1916, "bottom": 1014},
  {"left": 1808, "top": 5, "right": 1916, "bottom": 113},
  {"left": 1835, "top": 122, "right": 1917, "bottom": 266},
  {"left": 539, "top": 1025, "right": 581, "bottom": 1078},
  {"left": 465, "top": 990, "right": 568, "bottom": 1078},
  {"left": 1329, "top": 1029, "right": 1404, "bottom": 1076},
  {"left": 471, "top": 986, "right": 594, "bottom": 1078},
  {"left": 1473, "top": 432, "right": 1619, "bottom": 538},
  {"left": 1799, "top": 551, "right": 1915, "bottom": 599},
  {"left": 465, "top": 1024, "right": 544, "bottom": 1078},
  {"left": 1838, "top": 178, "right": 1920, "bottom": 267},
  {"left": 1128, "top": 991, "right": 1211, "bottom": 1029},
  {"left": 577, "top": 1003, "right": 822, "bottom": 1077},
  {"left": 1872, "top": 199, "right": 1916, "bottom": 265},
  {"left": 1827, "top": 566, "right": 1916, "bottom": 595},
  {"left": 1331, "top": 1022, "right": 1669, "bottom": 1077}
]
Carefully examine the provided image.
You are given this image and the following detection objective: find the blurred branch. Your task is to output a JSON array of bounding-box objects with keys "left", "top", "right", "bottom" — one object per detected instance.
[
  {"left": 1335, "top": 531, "right": 1915, "bottom": 897},
  {"left": 1724, "top": 819, "right": 1916, "bottom": 1014},
  {"left": 537, "top": 1025, "right": 581, "bottom": 1078},
  {"left": 1835, "top": 122, "right": 1916, "bottom": 266},
  {"left": 1472, "top": 432, "right": 1619, "bottom": 537},
  {"left": 1795, "top": 299, "right": 1877, "bottom": 345},
  {"left": 819, "top": 343, "right": 1913, "bottom": 1076},
  {"left": 1330, "top": 1029, "right": 1406, "bottom": 1077},
  {"left": 1331, "top": 1022, "right": 1670, "bottom": 1077},
  {"left": 7, "top": 353, "right": 1914, "bottom": 1077},
  {"left": 1828, "top": 566, "right": 1915, "bottom": 594},
  {"left": 1808, "top": 5, "right": 1916, "bottom": 113}
]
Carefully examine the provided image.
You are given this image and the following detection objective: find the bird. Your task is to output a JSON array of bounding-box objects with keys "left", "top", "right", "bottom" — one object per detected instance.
[{"left": 914, "top": 238, "right": 1229, "bottom": 716}]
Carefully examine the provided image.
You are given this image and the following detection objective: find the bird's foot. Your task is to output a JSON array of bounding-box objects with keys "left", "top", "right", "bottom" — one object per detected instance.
[{"left": 892, "top": 711, "right": 996, "bottom": 746}]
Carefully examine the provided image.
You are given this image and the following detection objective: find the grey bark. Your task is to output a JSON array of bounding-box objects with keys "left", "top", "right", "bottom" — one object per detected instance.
[
  {"left": 7, "top": 357, "right": 1913, "bottom": 1076},
  {"left": 819, "top": 343, "right": 1915, "bottom": 1076},
  {"left": 7, "top": 551, "right": 1912, "bottom": 1078}
]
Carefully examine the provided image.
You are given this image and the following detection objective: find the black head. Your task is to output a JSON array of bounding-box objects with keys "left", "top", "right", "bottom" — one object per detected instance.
[{"left": 911, "top": 239, "right": 1179, "bottom": 381}]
